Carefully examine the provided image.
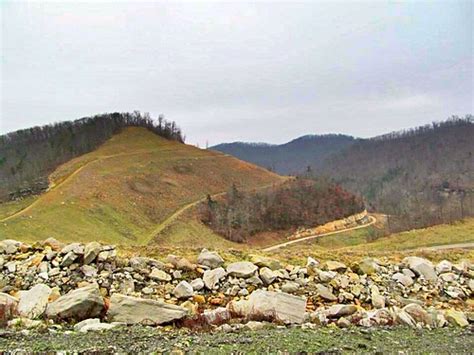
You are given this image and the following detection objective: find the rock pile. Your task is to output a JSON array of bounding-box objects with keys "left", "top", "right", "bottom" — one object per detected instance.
[{"left": 0, "top": 238, "right": 472, "bottom": 332}]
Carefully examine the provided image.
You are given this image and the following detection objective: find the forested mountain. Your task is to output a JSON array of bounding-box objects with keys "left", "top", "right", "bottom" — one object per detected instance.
[
  {"left": 322, "top": 116, "right": 474, "bottom": 231},
  {"left": 211, "top": 134, "right": 355, "bottom": 175},
  {"left": 0, "top": 112, "right": 184, "bottom": 201},
  {"left": 213, "top": 116, "right": 474, "bottom": 231}
]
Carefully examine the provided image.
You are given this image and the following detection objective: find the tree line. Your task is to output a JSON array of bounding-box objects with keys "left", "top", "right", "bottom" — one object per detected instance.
[
  {"left": 200, "top": 179, "right": 365, "bottom": 242},
  {"left": 0, "top": 111, "right": 184, "bottom": 201}
]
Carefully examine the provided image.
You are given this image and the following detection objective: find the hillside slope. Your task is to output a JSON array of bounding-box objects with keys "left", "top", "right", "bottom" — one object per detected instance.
[
  {"left": 0, "top": 112, "right": 183, "bottom": 201},
  {"left": 321, "top": 117, "right": 474, "bottom": 229},
  {"left": 211, "top": 134, "right": 355, "bottom": 175},
  {"left": 0, "top": 127, "right": 284, "bottom": 245}
]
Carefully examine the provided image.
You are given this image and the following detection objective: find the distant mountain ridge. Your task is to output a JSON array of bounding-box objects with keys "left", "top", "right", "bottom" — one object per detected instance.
[{"left": 212, "top": 134, "right": 356, "bottom": 175}]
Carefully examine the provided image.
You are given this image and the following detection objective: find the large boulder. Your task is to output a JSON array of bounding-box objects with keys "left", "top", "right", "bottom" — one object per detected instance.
[
  {"left": 45, "top": 284, "right": 104, "bottom": 321},
  {"left": 403, "top": 257, "right": 437, "bottom": 282},
  {"left": 228, "top": 290, "right": 306, "bottom": 324},
  {"left": 203, "top": 267, "right": 226, "bottom": 290},
  {"left": 107, "top": 294, "right": 188, "bottom": 325},
  {"left": 197, "top": 249, "right": 224, "bottom": 269},
  {"left": 18, "top": 284, "right": 52, "bottom": 319},
  {"left": 226, "top": 262, "right": 258, "bottom": 278}
]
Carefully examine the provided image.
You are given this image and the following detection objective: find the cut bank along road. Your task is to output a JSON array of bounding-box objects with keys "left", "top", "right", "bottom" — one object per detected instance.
[{"left": 262, "top": 215, "right": 377, "bottom": 252}]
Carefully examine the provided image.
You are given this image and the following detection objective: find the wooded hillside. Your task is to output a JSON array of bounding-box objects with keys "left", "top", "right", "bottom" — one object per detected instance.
[
  {"left": 200, "top": 179, "right": 364, "bottom": 243},
  {"left": 213, "top": 116, "right": 474, "bottom": 231},
  {"left": 0, "top": 112, "right": 184, "bottom": 201},
  {"left": 321, "top": 116, "right": 474, "bottom": 231},
  {"left": 212, "top": 134, "right": 355, "bottom": 174}
]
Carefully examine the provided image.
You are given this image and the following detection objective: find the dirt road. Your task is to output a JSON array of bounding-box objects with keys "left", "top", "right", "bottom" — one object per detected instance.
[{"left": 262, "top": 215, "right": 377, "bottom": 252}]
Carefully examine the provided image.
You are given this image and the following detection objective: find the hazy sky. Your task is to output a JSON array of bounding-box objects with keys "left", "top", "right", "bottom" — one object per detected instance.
[{"left": 1, "top": 1, "right": 472, "bottom": 145}]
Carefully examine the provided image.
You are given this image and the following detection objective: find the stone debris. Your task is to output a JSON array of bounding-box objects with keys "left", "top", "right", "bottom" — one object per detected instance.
[
  {"left": 173, "top": 281, "right": 194, "bottom": 299},
  {"left": 203, "top": 267, "right": 226, "bottom": 290},
  {"left": 226, "top": 262, "right": 258, "bottom": 278},
  {"left": 197, "top": 249, "right": 224, "bottom": 269},
  {"left": 0, "top": 238, "right": 471, "bottom": 332}
]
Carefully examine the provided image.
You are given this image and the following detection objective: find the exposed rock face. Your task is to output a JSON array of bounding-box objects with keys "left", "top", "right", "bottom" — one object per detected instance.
[
  {"left": 45, "top": 284, "right": 104, "bottom": 321},
  {"left": 403, "top": 257, "right": 437, "bottom": 282},
  {"left": 229, "top": 290, "right": 306, "bottom": 324},
  {"left": 226, "top": 262, "right": 258, "bottom": 278},
  {"left": 197, "top": 249, "right": 224, "bottom": 269},
  {"left": 17, "top": 284, "right": 52, "bottom": 319},
  {"left": 107, "top": 294, "right": 188, "bottom": 325}
]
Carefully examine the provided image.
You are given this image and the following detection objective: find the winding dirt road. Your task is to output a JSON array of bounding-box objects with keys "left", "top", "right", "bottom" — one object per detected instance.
[{"left": 262, "top": 215, "right": 377, "bottom": 252}]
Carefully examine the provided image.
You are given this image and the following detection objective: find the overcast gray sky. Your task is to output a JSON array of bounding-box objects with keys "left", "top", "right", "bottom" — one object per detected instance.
[{"left": 1, "top": 1, "right": 472, "bottom": 146}]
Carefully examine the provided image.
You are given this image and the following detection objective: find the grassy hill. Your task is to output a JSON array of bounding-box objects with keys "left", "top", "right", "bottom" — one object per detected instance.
[{"left": 0, "top": 127, "right": 284, "bottom": 245}]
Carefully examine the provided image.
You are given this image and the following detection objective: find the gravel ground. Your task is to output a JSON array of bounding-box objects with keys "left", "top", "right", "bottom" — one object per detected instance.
[{"left": 0, "top": 325, "right": 472, "bottom": 354}]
